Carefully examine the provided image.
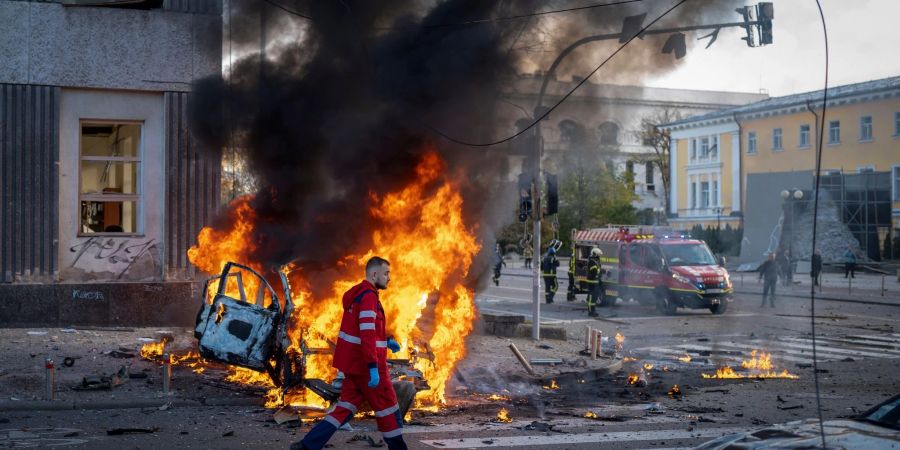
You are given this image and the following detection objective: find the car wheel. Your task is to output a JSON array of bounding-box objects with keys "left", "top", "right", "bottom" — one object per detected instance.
[{"left": 710, "top": 300, "right": 728, "bottom": 315}]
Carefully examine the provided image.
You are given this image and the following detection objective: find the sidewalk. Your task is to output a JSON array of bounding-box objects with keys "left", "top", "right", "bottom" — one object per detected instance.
[
  {"left": 729, "top": 271, "right": 900, "bottom": 304},
  {"left": 500, "top": 256, "right": 900, "bottom": 305}
]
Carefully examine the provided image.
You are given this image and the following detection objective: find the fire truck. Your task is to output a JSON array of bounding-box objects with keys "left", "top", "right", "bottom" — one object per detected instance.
[{"left": 570, "top": 226, "right": 732, "bottom": 314}]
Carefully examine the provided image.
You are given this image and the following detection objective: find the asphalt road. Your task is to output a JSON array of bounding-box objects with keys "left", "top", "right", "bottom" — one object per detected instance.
[{"left": 1, "top": 265, "right": 898, "bottom": 449}]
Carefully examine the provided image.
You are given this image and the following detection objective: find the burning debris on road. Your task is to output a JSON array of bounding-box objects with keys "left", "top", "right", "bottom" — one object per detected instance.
[{"left": 701, "top": 350, "right": 799, "bottom": 380}]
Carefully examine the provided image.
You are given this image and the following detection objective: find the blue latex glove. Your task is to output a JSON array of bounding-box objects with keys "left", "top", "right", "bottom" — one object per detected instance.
[
  {"left": 367, "top": 367, "right": 380, "bottom": 388},
  {"left": 387, "top": 338, "right": 401, "bottom": 353}
]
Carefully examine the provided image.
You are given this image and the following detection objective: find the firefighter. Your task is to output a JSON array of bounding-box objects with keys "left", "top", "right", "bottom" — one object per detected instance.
[
  {"left": 566, "top": 242, "right": 577, "bottom": 301},
  {"left": 586, "top": 247, "right": 603, "bottom": 317},
  {"left": 293, "top": 257, "right": 408, "bottom": 450},
  {"left": 541, "top": 247, "right": 559, "bottom": 304}
]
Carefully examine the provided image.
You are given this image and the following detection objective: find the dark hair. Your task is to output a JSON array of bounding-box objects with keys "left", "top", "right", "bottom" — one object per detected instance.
[{"left": 366, "top": 256, "right": 390, "bottom": 273}]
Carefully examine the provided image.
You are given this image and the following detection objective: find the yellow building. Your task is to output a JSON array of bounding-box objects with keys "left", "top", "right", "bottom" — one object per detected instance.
[{"left": 664, "top": 76, "right": 900, "bottom": 261}]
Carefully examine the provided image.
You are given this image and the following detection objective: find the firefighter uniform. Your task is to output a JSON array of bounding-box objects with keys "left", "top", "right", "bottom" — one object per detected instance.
[
  {"left": 566, "top": 244, "right": 577, "bottom": 301},
  {"left": 541, "top": 249, "right": 559, "bottom": 304},
  {"left": 298, "top": 280, "right": 407, "bottom": 450},
  {"left": 586, "top": 255, "right": 602, "bottom": 317}
]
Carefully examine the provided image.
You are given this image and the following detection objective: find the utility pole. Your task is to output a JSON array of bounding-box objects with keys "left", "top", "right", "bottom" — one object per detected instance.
[{"left": 526, "top": 3, "right": 774, "bottom": 340}]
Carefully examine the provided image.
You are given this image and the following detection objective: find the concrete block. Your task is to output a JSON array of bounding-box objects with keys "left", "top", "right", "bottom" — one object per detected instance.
[{"left": 514, "top": 323, "right": 567, "bottom": 340}]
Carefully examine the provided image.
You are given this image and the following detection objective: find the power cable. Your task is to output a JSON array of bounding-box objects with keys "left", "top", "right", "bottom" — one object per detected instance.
[
  {"left": 262, "top": 0, "right": 312, "bottom": 20},
  {"left": 809, "top": 0, "right": 828, "bottom": 447},
  {"left": 425, "top": 0, "right": 687, "bottom": 147},
  {"left": 262, "top": 0, "right": 647, "bottom": 26}
]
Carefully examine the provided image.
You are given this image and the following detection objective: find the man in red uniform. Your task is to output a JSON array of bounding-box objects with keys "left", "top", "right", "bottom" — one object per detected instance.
[{"left": 292, "top": 256, "right": 407, "bottom": 450}]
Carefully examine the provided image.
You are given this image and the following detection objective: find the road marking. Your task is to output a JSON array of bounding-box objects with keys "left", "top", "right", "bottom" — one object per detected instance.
[
  {"left": 475, "top": 307, "right": 595, "bottom": 325},
  {"left": 779, "top": 337, "right": 900, "bottom": 358},
  {"left": 419, "top": 426, "right": 748, "bottom": 448},
  {"left": 636, "top": 333, "right": 900, "bottom": 365}
]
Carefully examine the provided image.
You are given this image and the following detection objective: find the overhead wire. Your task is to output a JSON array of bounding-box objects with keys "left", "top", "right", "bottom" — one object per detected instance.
[
  {"left": 809, "top": 0, "right": 829, "bottom": 447},
  {"left": 425, "top": 0, "right": 687, "bottom": 147},
  {"left": 262, "top": 0, "right": 647, "bottom": 25}
]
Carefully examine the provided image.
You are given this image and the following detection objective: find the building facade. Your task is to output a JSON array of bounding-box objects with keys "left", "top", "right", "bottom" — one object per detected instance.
[
  {"left": 0, "top": 0, "right": 222, "bottom": 325},
  {"left": 665, "top": 76, "right": 900, "bottom": 262},
  {"left": 500, "top": 74, "right": 766, "bottom": 214}
]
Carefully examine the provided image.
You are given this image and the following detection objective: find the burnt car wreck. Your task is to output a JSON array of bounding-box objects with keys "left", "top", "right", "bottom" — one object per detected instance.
[{"left": 193, "top": 262, "right": 427, "bottom": 411}]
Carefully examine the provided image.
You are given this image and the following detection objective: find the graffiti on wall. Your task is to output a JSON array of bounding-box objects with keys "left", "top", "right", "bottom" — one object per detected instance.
[{"left": 69, "top": 237, "right": 160, "bottom": 280}]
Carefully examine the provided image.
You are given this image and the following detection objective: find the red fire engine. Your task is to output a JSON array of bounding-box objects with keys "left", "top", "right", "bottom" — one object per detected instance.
[{"left": 571, "top": 226, "right": 732, "bottom": 314}]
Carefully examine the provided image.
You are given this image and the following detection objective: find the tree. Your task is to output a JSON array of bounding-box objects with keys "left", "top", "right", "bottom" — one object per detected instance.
[
  {"left": 557, "top": 163, "right": 636, "bottom": 249},
  {"left": 633, "top": 107, "right": 685, "bottom": 214}
]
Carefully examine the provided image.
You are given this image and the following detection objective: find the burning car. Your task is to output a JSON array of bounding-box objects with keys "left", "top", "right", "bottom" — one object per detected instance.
[{"left": 194, "top": 261, "right": 428, "bottom": 410}]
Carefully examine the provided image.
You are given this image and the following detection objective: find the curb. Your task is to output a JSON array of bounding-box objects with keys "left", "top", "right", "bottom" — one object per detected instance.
[
  {"left": 732, "top": 289, "right": 899, "bottom": 307},
  {"left": 0, "top": 396, "right": 262, "bottom": 412}
]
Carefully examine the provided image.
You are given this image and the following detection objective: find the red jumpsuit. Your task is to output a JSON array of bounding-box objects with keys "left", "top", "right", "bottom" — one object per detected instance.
[{"left": 301, "top": 280, "right": 403, "bottom": 450}]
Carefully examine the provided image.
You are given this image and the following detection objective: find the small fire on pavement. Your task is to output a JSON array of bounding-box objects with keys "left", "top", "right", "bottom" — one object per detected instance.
[
  {"left": 495, "top": 408, "right": 513, "bottom": 423},
  {"left": 542, "top": 379, "right": 559, "bottom": 390},
  {"left": 486, "top": 394, "right": 510, "bottom": 401},
  {"left": 584, "top": 411, "right": 598, "bottom": 419},
  {"left": 643, "top": 363, "right": 654, "bottom": 371},
  {"left": 678, "top": 354, "right": 692, "bottom": 363},
  {"left": 667, "top": 384, "right": 681, "bottom": 397},
  {"left": 701, "top": 350, "right": 799, "bottom": 379}
]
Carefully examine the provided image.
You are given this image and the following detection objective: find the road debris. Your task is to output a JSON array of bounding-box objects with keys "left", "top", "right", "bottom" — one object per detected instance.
[
  {"left": 107, "top": 427, "right": 159, "bottom": 435},
  {"left": 73, "top": 366, "right": 129, "bottom": 390},
  {"left": 508, "top": 343, "right": 535, "bottom": 376}
]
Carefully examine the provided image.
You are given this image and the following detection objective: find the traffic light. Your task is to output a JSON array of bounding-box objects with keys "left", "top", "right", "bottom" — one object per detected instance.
[
  {"left": 735, "top": 5, "right": 754, "bottom": 47},
  {"left": 661, "top": 33, "right": 686, "bottom": 59},
  {"left": 545, "top": 173, "right": 558, "bottom": 216},
  {"left": 757, "top": 2, "right": 773, "bottom": 45},
  {"left": 518, "top": 173, "right": 532, "bottom": 222}
]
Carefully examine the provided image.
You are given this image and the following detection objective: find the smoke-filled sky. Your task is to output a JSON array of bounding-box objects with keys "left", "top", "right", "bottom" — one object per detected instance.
[{"left": 195, "top": 0, "right": 747, "bottom": 284}]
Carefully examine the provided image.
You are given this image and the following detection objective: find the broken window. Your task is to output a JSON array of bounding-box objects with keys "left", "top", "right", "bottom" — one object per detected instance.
[{"left": 79, "top": 122, "right": 142, "bottom": 234}]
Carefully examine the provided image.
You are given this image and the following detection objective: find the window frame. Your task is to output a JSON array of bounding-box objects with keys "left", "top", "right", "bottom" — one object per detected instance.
[
  {"left": 859, "top": 115, "right": 873, "bottom": 142},
  {"left": 747, "top": 131, "right": 757, "bottom": 154},
  {"left": 828, "top": 120, "right": 841, "bottom": 144},
  {"left": 894, "top": 112, "right": 900, "bottom": 137},
  {"left": 77, "top": 119, "right": 144, "bottom": 237},
  {"left": 799, "top": 124, "right": 810, "bottom": 148},
  {"left": 772, "top": 127, "right": 783, "bottom": 151},
  {"left": 645, "top": 161, "right": 655, "bottom": 191},
  {"left": 892, "top": 165, "right": 900, "bottom": 201},
  {"left": 857, "top": 165, "right": 875, "bottom": 174},
  {"left": 700, "top": 181, "right": 710, "bottom": 209}
]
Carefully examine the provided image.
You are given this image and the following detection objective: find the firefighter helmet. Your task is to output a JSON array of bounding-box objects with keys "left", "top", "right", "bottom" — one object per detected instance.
[{"left": 590, "top": 247, "right": 602, "bottom": 257}]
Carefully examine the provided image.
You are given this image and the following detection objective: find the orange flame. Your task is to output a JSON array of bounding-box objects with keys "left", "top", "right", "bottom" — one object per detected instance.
[
  {"left": 584, "top": 411, "right": 598, "bottom": 419},
  {"left": 668, "top": 384, "right": 681, "bottom": 396},
  {"left": 677, "top": 354, "right": 692, "bottom": 363},
  {"left": 139, "top": 340, "right": 167, "bottom": 360},
  {"left": 626, "top": 373, "right": 639, "bottom": 384},
  {"left": 486, "top": 394, "right": 510, "bottom": 401},
  {"left": 542, "top": 379, "right": 559, "bottom": 390},
  {"left": 702, "top": 350, "right": 798, "bottom": 379},
  {"left": 187, "top": 150, "right": 480, "bottom": 409},
  {"left": 496, "top": 408, "right": 512, "bottom": 423}
]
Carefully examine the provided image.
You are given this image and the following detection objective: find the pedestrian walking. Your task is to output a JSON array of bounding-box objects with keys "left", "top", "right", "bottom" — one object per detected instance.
[
  {"left": 586, "top": 247, "right": 603, "bottom": 317},
  {"left": 541, "top": 247, "right": 559, "bottom": 304},
  {"left": 776, "top": 248, "right": 790, "bottom": 287},
  {"left": 292, "top": 257, "right": 407, "bottom": 450},
  {"left": 491, "top": 243, "right": 506, "bottom": 287},
  {"left": 843, "top": 245, "right": 858, "bottom": 278},
  {"left": 811, "top": 249, "right": 823, "bottom": 287},
  {"left": 523, "top": 245, "right": 533, "bottom": 269},
  {"left": 758, "top": 253, "right": 778, "bottom": 307}
]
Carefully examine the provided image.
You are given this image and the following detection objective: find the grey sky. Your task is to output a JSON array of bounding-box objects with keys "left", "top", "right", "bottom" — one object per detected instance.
[{"left": 648, "top": 0, "right": 898, "bottom": 96}]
